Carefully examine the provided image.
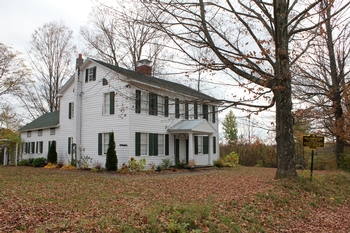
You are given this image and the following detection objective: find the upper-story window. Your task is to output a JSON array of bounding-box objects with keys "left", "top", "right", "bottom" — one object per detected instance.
[
  {"left": 50, "top": 128, "right": 55, "bottom": 135},
  {"left": 203, "top": 104, "right": 208, "bottom": 121},
  {"left": 68, "top": 102, "right": 74, "bottom": 119},
  {"left": 85, "top": 66, "right": 96, "bottom": 82},
  {"left": 103, "top": 92, "right": 115, "bottom": 115},
  {"left": 27, "top": 131, "right": 31, "bottom": 138},
  {"left": 158, "top": 96, "right": 164, "bottom": 116},
  {"left": 38, "top": 129, "right": 42, "bottom": 136},
  {"left": 141, "top": 91, "right": 148, "bottom": 114},
  {"left": 164, "top": 96, "right": 169, "bottom": 117}
]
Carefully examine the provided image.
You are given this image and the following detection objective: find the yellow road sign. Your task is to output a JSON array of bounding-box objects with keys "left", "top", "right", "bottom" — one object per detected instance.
[{"left": 303, "top": 134, "right": 325, "bottom": 149}]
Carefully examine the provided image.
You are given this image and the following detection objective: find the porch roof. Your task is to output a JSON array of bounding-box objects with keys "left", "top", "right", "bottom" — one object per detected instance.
[{"left": 168, "top": 119, "right": 216, "bottom": 134}]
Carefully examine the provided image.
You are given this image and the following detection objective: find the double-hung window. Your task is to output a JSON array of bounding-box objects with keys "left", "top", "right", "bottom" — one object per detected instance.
[
  {"left": 85, "top": 67, "right": 96, "bottom": 82},
  {"left": 36, "top": 141, "right": 43, "bottom": 153},
  {"left": 185, "top": 101, "right": 189, "bottom": 119},
  {"left": 103, "top": 92, "right": 115, "bottom": 115},
  {"left": 98, "top": 133, "right": 112, "bottom": 155},
  {"left": 135, "top": 132, "right": 169, "bottom": 156},
  {"left": 68, "top": 102, "right": 74, "bottom": 119},
  {"left": 158, "top": 96, "right": 164, "bottom": 116},
  {"left": 194, "top": 101, "right": 198, "bottom": 119},
  {"left": 203, "top": 104, "right": 208, "bottom": 120},
  {"left": 141, "top": 91, "right": 148, "bottom": 114}
]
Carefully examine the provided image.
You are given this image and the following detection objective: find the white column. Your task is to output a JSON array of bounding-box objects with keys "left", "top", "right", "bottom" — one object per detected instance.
[
  {"left": 15, "top": 142, "right": 18, "bottom": 166},
  {"left": 3, "top": 147, "right": 8, "bottom": 165},
  {"left": 208, "top": 135, "right": 213, "bottom": 165},
  {"left": 188, "top": 133, "right": 193, "bottom": 161}
]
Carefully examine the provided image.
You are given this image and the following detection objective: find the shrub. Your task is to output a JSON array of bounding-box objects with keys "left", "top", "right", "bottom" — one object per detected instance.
[
  {"left": 213, "top": 158, "right": 225, "bottom": 168},
  {"left": 175, "top": 159, "right": 187, "bottom": 169},
  {"left": 47, "top": 141, "right": 57, "bottom": 164},
  {"left": 128, "top": 157, "right": 146, "bottom": 172},
  {"left": 92, "top": 160, "right": 103, "bottom": 171},
  {"left": 33, "top": 157, "right": 47, "bottom": 167},
  {"left": 18, "top": 159, "right": 30, "bottom": 166},
  {"left": 78, "top": 156, "right": 93, "bottom": 169},
  {"left": 105, "top": 132, "right": 118, "bottom": 171},
  {"left": 224, "top": 152, "right": 239, "bottom": 167},
  {"left": 161, "top": 158, "right": 173, "bottom": 170}
]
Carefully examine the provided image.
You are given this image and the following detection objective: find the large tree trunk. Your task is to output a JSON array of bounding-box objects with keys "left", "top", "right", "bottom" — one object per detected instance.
[
  {"left": 324, "top": 1, "right": 345, "bottom": 168},
  {"left": 274, "top": 0, "right": 297, "bottom": 178}
]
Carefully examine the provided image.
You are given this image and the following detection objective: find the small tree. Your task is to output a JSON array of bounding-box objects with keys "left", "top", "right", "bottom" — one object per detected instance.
[
  {"left": 105, "top": 132, "right": 118, "bottom": 171},
  {"left": 47, "top": 141, "right": 57, "bottom": 164},
  {"left": 222, "top": 110, "right": 238, "bottom": 145}
]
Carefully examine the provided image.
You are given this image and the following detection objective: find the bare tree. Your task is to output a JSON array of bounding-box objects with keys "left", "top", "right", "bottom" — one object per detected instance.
[
  {"left": 21, "top": 21, "right": 76, "bottom": 117},
  {"left": 0, "top": 42, "right": 29, "bottom": 98},
  {"left": 139, "top": 0, "right": 350, "bottom": 178},
  {"left": 293, "top": 1, "right": 350, "bottom": 168},
  {"left": 80, "top": 0, "right": 169, "bottom": 75}
]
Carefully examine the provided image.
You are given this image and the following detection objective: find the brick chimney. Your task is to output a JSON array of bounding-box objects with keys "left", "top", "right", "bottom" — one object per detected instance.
[
  {"left": 75, "top": 54, "right": 84, "bottom": 70},
  {"left": 136, "top": 59, "right": 152, "bottom": 76}
]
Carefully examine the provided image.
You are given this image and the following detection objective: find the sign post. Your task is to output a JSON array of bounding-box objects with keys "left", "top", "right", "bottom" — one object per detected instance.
[{"left": 303, "top": 134, "right": 325, "bottom": 181}]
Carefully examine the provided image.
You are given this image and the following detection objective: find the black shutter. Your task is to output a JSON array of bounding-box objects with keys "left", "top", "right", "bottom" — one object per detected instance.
[
  {"left": 165, "top": 134, "right": 169, "bottom": 155},
  {"left": 212, "top": 106, "right": 216, "bottom": 123},
  {"left": 194, "top": 136, "right": 198, "bottom": 154},
  {"left": 40, "top": 142, "right": 43, "bottom": 153},
  {"left": 154, "top": 134, "right": 158, "bottom": 156},
  {"left": 149, "top": 133, "right": 154, "bottom": 156},
  {"left": 203, "top": 105, "right": 208, "bottom": 120},
  {"left": 203, "top": 136, "right": 209, "bottom": 154},
  {"left": 154, "top": 94, "right": 158, "bottom": 116},
  {"left": 164, "top": 96, "right": 169, "bottom": 117},
  {"left": 135, "top": 90, "right": 141, "bottom": 113},
  {"left": 110, "top": 91, "right": 115, "bottom": 115},
  {"left": 92, "top": 66, "right": 97, "bottom": 81},
  {"left": 85, "top": 69, "right": 88, "bottom": 82},
  {"left": 98, "top": 133, "right": 102, "bottom": 155},
  {"left": 68, "top": 102, "right": 72, "bottom": 119},
  {"left": 175, "top": 98, "right": 179, "bottom": 118},
  {"left": 213, "top": 137, "right": 216, "bottom": 154},
  {"left": 149, "top": 94, "right": 152, "bottom": 115},
  {"left": 185, "top": 101, "right": 189, "bottom": 119},
  {"left": 68, "top": 137, "right": 71, "bottom": 154},
  {"left": 194, "top": 101, "right": 198, "bottom": 119},
  {"left": 36, "top": 142, "right": 38, "bottom": 153},
  {"left": 135, "top": 132, "right": 141, "bottom": 156}
]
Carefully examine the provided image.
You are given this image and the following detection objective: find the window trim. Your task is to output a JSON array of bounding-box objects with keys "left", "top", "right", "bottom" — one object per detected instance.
[{"left": 50, "top": 128, "right": 55, "bottom": 135}]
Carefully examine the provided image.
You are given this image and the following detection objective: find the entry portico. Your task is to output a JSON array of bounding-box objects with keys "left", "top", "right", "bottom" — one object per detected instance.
[{"left": 168, "top": 119, "right": 218, "bottom": 166}]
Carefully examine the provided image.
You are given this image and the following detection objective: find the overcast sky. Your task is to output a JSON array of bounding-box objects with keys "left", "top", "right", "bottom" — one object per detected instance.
[{"left": 0, "top": 0, "right": 94, "bottom": 54}]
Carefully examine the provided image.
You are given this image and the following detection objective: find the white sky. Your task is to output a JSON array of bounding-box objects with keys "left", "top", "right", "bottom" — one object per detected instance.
[{"left": 0, "top": 0, "right": 94, "bottom": 54}]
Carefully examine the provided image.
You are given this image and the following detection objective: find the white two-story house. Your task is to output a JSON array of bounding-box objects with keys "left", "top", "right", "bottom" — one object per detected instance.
[{"left": 19, "top": 55, "right": 220, "bottom": 168}]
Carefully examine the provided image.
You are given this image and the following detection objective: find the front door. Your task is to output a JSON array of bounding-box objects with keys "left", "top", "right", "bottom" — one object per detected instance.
[{"left": 175, "top": 139, "right": 180, "bottom": 165}]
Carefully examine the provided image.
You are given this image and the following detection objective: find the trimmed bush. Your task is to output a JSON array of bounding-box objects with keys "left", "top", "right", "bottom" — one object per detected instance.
[
  {"left": 105, "top": 132, "right": 118, "bottom": 171},
  {"left": 47, "top": 141, "right": 57, "bottom": 164}
]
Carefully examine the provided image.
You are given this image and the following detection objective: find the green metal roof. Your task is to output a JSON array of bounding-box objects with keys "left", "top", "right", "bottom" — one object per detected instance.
[
  {"left": 19, "top": 111, "right": 59, "bottom": 131},
  {"left": 92, "top": 59, "right": 218, "bottom": 102}
]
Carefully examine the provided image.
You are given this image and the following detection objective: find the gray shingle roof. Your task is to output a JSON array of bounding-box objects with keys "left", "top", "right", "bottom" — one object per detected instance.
[
  {"left": 92, "top": 59, "right": 218, "bottom": 102},
  {"left": 19, "top": 111, "right": 59, "bottom": 131}
]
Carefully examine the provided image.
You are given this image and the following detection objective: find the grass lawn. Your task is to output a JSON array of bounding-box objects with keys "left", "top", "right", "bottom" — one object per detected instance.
[{"left": 0, "top": 166, "right": 349, "bottom": 232}]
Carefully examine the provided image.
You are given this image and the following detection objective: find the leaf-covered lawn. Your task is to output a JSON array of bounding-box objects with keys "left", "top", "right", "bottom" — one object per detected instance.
[{"left": 0, "top": 166, "right": 349, "bottom": 232}]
